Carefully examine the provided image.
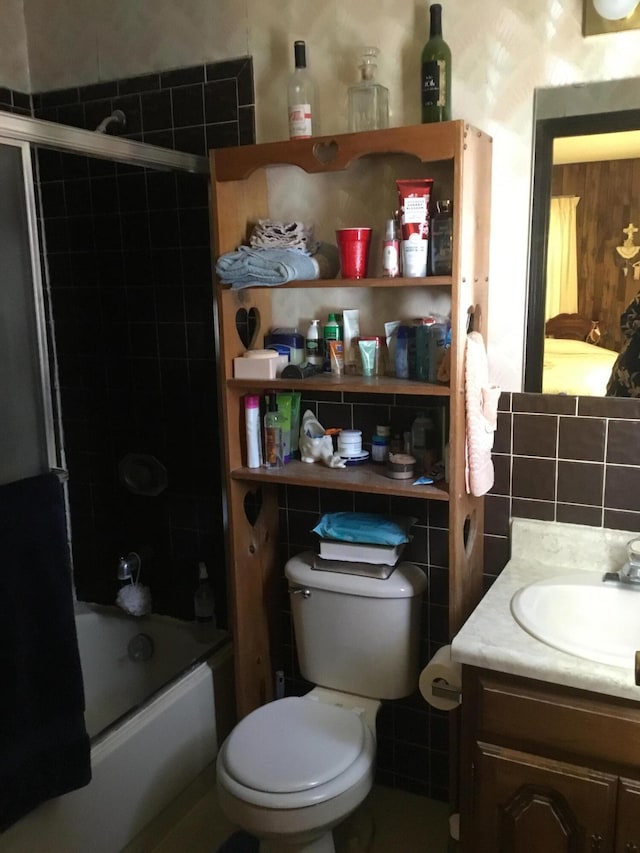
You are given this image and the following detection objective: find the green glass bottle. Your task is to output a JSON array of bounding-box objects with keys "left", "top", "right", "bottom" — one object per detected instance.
[{"left": 421, "top": 3, "right": 452, "bottom": 123}]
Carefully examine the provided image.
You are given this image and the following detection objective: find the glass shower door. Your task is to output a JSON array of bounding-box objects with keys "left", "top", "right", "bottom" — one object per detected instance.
[{"left": 0, "top": 140, "right": 56, "bottom": 486}]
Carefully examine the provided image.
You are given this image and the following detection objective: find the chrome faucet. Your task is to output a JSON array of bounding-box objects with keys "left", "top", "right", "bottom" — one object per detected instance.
[
  {"left": 603, "top": 537, "right": 640, "bottom": 586},
  {"left": 117, "top": 551, "right": 141, "bottom": 583}
]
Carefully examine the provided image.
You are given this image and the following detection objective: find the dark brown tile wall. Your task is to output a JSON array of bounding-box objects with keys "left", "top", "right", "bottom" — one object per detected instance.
[
  {"left": 485, "top": 391, "right": 640, "bottom": 580},
  {"left": 277, "top": 391, "right": 451, "bottom": 800},
  {"left": 0, "top": 87, "right": 31, "bottom": 115},
  {"left": 31, "top": 58, "right": 255, "bottom": 154},
  {"left": 29, "top": 59, "right": 255, "bottom": 620},
  {"left": 277, "top": 385, "right": 640, "bottom": 800}
]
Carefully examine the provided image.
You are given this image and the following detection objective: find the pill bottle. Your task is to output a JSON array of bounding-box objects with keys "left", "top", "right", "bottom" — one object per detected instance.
[{"left": 371, "top": 434, "right": 390, "bottom": 463}]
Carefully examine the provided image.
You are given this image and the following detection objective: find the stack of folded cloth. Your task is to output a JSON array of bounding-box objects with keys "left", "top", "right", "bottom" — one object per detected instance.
[
  {"left": 310, "top": 512, "right": 416, "bottom": 579},
  {"left": 216, "top": 230, "right": 340, "bottom": 290},
  {"left": 250, "top": 219, "right": 319, "bottom": 253}
]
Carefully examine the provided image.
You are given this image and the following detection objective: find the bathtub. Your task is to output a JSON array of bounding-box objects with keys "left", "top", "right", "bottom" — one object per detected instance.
[{"left": 2, "top": 603, "right": 235, "bottom": 853}]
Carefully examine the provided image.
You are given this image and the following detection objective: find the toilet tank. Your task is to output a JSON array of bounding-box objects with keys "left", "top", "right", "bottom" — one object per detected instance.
[{"left": 285, "top": 552, "right": 427, "bottom": 700}]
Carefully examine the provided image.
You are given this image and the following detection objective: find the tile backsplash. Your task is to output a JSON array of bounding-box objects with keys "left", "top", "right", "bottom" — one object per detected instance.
[{"left": 485, "top": 391, "right": 640, "bottom": 583}]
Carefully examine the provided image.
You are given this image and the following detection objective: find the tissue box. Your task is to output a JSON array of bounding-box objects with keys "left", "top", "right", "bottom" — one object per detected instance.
[{"left": 233, "top": 350, "right": 288, "bottom": 379}]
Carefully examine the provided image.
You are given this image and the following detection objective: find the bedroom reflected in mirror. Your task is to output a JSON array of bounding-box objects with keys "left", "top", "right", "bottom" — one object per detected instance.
[{"left": 525, "top": 77, "right": 640, "bottom": 397}]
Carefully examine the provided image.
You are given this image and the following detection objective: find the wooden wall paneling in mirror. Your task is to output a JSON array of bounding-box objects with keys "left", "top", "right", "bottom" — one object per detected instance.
[
  {"left": 551, "top": 157, "right": 640, "bottom": 354},
  {"left": 525, "top": 107, "right": 640, "bottom": 394}
]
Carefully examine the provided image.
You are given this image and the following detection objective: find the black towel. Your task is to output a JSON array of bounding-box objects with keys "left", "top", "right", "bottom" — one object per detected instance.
[{"left": 0, "top": 472, "right": 91, "bottom": 832}]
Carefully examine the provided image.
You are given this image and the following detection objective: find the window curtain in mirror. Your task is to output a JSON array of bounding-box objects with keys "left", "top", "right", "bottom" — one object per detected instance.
[{"left": 545, "top": 196, "right": 580, "bottom": 321}]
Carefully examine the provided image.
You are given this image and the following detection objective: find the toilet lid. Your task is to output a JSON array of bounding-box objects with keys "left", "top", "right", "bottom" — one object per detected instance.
[{"left": 224, "top": 697, "right": 366, "bottom": 794}]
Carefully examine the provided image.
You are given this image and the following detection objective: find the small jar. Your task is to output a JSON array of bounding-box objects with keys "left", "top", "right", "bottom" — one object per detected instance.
[
  {"left": 337, "top": 429, "right": 363, "bottom": 457},
  {"left": 371, "top": 434, "right": 389, "bottom": 463}
]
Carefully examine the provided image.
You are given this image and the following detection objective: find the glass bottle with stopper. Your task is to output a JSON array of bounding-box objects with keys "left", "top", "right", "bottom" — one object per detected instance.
[{"left": 348, "top": 47, "right": 389, "bottom": 132}]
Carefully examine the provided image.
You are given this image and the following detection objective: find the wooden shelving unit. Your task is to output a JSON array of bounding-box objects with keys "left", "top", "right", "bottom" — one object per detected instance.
[{"left": 210, "top": 121, "right": 492, "bottom": 719}]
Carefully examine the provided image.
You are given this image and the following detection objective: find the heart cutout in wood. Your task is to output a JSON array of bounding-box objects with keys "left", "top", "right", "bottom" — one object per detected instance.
[
  {"left": 243, "top": 488, "right": 263, "bottom": 527},
  {"left": 235, "top": 307, "right": 259, "bottom": 349},
  {"left": 313, "top": 140, "right": 339, "bottom": 165}
]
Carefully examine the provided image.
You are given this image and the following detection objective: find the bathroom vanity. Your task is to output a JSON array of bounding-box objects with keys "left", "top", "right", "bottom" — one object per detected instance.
[{"left": 452, "top": 518, "right": 640, "bottom": 852}]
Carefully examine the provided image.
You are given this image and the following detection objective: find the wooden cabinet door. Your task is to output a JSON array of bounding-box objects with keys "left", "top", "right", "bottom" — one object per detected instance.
[
  {"left": 616, "top": 777, "right": 640, "bottom": 853},
  {"left": 470, "top": 742, "right": 618, "bottom": 853}
]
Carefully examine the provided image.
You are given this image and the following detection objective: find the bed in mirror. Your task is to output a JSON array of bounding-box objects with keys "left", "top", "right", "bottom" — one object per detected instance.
[{"left": 525, "top": 77, "right": 640, "bottom": 396}]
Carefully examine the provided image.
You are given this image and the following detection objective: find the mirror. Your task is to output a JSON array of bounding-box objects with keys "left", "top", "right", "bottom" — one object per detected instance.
[{"left": 525, "top": 77, "right": 640, "bottom": 396}]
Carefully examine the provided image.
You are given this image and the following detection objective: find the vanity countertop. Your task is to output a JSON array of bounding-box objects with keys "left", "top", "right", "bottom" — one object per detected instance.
[{"left": 451, "top": 517, "right": 640, "bottom": 704}]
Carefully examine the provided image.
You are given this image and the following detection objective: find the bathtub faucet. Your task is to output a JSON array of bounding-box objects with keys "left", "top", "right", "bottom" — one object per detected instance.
[{"left": 117, "top": 552, "right": 141, "bottom": 584}]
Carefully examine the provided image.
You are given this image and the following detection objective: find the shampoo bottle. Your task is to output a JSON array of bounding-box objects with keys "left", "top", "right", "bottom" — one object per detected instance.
[
  {"left": 322, "top": 313, "right": 341, "bottom": 372},
  {"left": 263, "top": 393, "right": 284, "bottom": 467},
  {"left": 194, "top": 562, "right": 215, "bottom": 623},
  {"left": 305, "top": 319, "right": 322, "bottom": 366}
]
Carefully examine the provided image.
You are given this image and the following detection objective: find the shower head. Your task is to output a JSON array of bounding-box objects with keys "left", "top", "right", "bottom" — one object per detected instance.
[{"left": 95, "top": 109, "right": 127, "bottom": 134}]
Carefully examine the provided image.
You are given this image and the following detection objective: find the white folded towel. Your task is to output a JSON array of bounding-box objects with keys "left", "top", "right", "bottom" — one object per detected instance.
[{"left": 465, "top": 331, "right": 501, "bottom": 497}]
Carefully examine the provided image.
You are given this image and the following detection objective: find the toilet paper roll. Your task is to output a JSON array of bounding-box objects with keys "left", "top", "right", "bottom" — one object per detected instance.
[{"left": 418, "top": 645, "right": 462, "bottom": 711}]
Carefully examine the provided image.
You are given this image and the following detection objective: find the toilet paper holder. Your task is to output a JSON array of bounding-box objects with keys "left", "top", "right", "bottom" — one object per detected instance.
[{"left": 431, "top": 678, "right": 462, "bottom": 703}]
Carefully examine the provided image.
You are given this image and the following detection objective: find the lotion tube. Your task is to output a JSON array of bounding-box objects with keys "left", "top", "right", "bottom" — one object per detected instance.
[{"left": 358, "top": 339, "right": 377, "bottom": 377}]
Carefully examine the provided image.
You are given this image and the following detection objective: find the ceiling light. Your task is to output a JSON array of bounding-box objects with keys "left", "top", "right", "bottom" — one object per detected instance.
[
  {"left": 583, "top": 0, "right": 640, "bottom": 33},
  {"left": 593, "top": 0, "right": 638, "bottom": 20}
]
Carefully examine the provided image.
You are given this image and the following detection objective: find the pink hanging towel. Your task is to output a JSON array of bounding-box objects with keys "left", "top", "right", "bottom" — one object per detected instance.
[{"left": 465, "top": 331, "right": 501, "bottom": 497}]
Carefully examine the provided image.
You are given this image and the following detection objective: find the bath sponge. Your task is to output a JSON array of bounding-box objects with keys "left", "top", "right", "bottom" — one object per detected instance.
[{"left": 116, "top": 583, "right": 152, "bottom": 616}]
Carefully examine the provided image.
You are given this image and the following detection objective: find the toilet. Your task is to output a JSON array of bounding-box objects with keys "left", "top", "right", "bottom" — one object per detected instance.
[{"left": 216, "top": 550, "right": 427, "bottom": 853}]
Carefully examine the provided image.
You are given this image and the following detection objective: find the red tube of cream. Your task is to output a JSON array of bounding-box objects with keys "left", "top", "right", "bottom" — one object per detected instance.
[{"left": 396, "top": 178, "right": 434, "bottom": 277}]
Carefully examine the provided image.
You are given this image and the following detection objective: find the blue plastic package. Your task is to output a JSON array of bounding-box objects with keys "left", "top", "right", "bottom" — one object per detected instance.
[{"left": 311, "top": 512, "right": 413, "bottom": 546}]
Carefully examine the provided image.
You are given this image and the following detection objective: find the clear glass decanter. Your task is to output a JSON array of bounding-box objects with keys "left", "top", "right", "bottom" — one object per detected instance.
[{"left": 347, "top": 47, "right": 389, "bottom": 133}]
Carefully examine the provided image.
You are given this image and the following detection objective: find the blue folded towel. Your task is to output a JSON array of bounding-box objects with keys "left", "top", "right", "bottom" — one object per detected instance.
[{"left": 216, "top": 243, "right": 339, "bottom": 290}]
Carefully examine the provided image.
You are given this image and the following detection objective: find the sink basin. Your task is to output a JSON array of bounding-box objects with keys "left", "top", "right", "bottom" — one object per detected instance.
[{"left": 511, "top": 572, "right": 640, "bottom": 669}]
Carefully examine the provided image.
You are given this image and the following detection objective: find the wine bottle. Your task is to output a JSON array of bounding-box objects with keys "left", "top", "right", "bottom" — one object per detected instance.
[
  {"left": 421, "top": 3, "right": 452, "bottom": 124},
  {"left": 287, "top": 40, "right": 316, "bottom": 139}
]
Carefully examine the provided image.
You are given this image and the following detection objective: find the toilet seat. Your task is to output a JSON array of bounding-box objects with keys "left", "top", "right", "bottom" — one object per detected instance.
[
  {"left": 217, "top": 696, "right": 375, "bottom": 810},
  {"left": 225, "top": 697, "right": 365, "bottom": 794}
]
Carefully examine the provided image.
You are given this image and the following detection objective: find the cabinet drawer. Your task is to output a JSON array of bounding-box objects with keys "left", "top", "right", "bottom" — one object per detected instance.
[{"left": 469, "top": 669, "right": 640, "bottom": 770}]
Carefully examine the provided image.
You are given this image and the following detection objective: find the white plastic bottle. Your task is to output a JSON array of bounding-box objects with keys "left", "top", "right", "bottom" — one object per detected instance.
[
  {"left": 194, "top": 562, "right": 215, "bottom": 624},
  {"left": 305, "top": 319, "right": 322, "bottom": 365},
  {"left": 287, "top": 41, "right": 317, "bottom": 139},
  {"left": 244, "top": 394, "right": 263, "bottom": 468}
]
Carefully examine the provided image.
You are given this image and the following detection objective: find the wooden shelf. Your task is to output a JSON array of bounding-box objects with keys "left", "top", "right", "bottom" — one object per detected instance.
[
  {"left": 211, "top": 120, "right": 492, "bottom": 720},
  {"left": 211, "top": 121, "right": 468, "bottom": 182},
  {"left": 230, "top": 459, "right": 450, "bottom": 501},
  {"left": 220, "top": 275, "right": 452, "bottom": 290},
  {"left": 228, "top": 374, "right": 450, "bottom": 396}
]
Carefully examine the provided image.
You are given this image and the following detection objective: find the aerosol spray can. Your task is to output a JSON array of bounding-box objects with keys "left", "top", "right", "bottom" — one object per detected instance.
[{"left": 382, "top": 216, "right": 400, "bottom": 278}]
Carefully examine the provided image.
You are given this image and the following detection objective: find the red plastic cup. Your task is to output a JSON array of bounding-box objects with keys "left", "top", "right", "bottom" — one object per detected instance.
[{"left": 336, "top": 227, "right": 372, "bottom": 279}]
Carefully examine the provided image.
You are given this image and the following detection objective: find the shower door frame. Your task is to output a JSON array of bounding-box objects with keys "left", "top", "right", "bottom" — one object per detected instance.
[
  {"left": 0, "top": 110, "right": 209, "bottom": 175},
  {"left": 0, "top": 109, "right": 210, "bottom": 483},
  {"left": 0, "top": 136, "right": 58, "bottom": 479}
]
